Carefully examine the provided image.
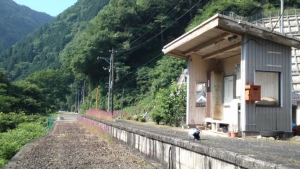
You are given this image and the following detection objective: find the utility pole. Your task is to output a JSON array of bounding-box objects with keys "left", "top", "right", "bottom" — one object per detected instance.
[
  {"left": 74, "top": 93, "right": 77, "bottom": 112},
  {"left": 110, "top": 48, "right": 115, "bottom": 118},
  {"left": 98, "top": 48, "right": 115, "bottom": 117},
  {"left": 108, "top": 57, "right": 111, "bottom": 113},
  {"left": 82, "top": 81, "right": 85, "bottom": 104},
  {"left": 97, "top": 56, "right": 111, "bottom": 113},
  {"left": 77, "top": 90, "right": 80, "bottom": 112},
  {"left": 280, "top": 0, "right": 284, "bottom": 33},
  {"left": 121, "top": 88, "right": 124, "bottom": 118},
  {"left": 96, "top": 88, "right": 99, "bottom": 110}
]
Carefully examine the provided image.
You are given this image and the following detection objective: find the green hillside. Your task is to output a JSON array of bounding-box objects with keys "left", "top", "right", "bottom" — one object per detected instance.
[
  {"left": 0, "top": 0, "right": 53, "bottom": 52},
  {"left": 0, "top": 0, "right": 109, "bottom": 80}
]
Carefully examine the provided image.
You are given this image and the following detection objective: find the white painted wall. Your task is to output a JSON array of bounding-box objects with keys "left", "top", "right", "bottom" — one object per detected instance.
[{"left": 297, "top": 102, "right": 300, "bottom": 125}]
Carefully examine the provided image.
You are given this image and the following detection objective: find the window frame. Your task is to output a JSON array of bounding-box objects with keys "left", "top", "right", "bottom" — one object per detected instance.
[{"left": 254, "top": 70, "right": 281, "bottom": 107}]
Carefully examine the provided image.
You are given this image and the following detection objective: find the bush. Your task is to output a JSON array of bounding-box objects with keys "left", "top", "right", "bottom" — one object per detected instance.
[
  {"left": 293, "top": 125, "right": 300, "bottom": 135},
  {"left": 125, "top": 116, "right": 132, "bottom": 120},
  {"left": 150, "top": 111, "right": 163, "bottom": 124},
  {"left": 0, "top": 112, "right": 46, "bottom": 132},
  {"left": 0, "top": 122, "right": 47, "bottom": 168},
  {"left": 150, "top": 82, "right": 186, "bottom": 126},
  {"left": 0, "top": 159, "right": 8, "bottom": 168},
  {"left": 133, "top": 115, "right": 139, "bottom": 121},
  {"left": 139, "top": 117, "right": 146, "bottom": 122}
]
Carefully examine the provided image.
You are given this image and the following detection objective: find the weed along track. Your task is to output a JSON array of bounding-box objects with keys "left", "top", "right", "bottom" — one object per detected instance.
[{"left": 10, "top": 121, "right": 156, "bottom": 169}]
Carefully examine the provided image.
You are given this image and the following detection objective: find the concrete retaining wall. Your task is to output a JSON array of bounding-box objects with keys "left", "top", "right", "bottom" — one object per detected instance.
[{"left": 82, "top": 116, "right": 287, "bottom": 169}]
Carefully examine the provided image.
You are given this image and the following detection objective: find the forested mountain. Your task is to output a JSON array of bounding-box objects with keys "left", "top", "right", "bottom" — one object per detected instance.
[
  {"left": 60, "top": 0, "right": 202, "bottom": 110},
  {"left": 61, "top": 0, "right": 201, "bottom": 84},
  {"left": 0, "top": 0, "right": 298, "bottom": 115},
  {"left": 0, "top": 0, "right": 53, "bottom": 52},
  {"left": 0, "top": 0, "right": 109, "bottom": 80},
  {"left": 62, "top": 0, "right": 297, "bottom": 113}
]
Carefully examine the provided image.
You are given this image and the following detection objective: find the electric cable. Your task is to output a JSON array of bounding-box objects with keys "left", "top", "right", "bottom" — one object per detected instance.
[
  {"left": 129, "top": 0, "right": 186, "bottom": 46},
  {"left": 271, "top": 0, "right": 290, "bottom": 33},
  {"left": 130, "top": 8, "right": 159, "bottom": 42},
  {"left": 242, "top": 38, "right": 267, "bottom": 46},
  {"left": 118, "top": 0, "right": 202, "bottom": 53},
  {"left": 116, "top": 52, "right": 164, "bottom": 82},
  {"left": 115, "top": 75, "right": 152, "bottom": 89},
  {"left": 112, "top": 1, "right": 202, "bottom": 91}
]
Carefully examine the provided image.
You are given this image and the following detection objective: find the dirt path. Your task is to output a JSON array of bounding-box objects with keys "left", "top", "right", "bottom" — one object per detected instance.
[{"left": 7, "top": 121, "right": 156, "bottom": 169}]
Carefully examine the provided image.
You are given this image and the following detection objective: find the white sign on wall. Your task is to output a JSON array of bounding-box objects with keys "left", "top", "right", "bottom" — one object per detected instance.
[{"left": 224, "top": 76, "right": 234, "bottom": 105}]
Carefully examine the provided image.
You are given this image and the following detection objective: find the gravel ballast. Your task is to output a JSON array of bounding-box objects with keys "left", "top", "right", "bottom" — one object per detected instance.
[{"left": 4, "top": 121, "right": 157, "bottom": 169}]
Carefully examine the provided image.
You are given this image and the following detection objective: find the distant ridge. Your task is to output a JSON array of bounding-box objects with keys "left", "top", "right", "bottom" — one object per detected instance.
[
  {"left": 0, "top": 0, "right": 54, "bottom": 52},
  {"left": 0, "top": 0, "right": 109, "bottom": 80}
]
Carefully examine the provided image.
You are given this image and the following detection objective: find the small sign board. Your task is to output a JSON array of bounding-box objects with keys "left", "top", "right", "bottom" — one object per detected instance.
[{"left": 196, "top": 82, "right": 206, "bottom": 107}]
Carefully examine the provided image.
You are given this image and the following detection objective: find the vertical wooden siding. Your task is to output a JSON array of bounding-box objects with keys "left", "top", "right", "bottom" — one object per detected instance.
[
  {"left": 188, "top": 54, "right": 215, "bottom": 125},
  {"left": 242, "top": 34, "right": 292, "bottom": 131}
]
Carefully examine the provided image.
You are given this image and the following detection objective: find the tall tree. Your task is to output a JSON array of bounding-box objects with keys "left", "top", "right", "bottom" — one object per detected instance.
[{"left": 24, "top": 69, "right": 71, "bottom": 113}]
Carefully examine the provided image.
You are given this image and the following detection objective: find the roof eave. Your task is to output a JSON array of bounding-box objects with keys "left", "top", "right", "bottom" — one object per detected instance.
[
  {"left": 163, "top": 14, "right": 300, "bottom": 58},
  {"left": 162, "top": 14, "right": 221, "bottom": 57},
  {"left": 217, "top": 15, "right": 300, "bottom": 49}
]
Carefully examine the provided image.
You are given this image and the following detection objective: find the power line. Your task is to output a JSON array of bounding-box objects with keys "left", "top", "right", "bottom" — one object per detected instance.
[
  {"left": 129, "top": 8, "right": 159, "bottom": 43},
  {"left": 161, "top": 0, "right": 201, "bottom": 34},
  {"left": 121, "top": 1, "right": 195, "bottom": 52},
  {"left": 116, "top": 52, "right": 163, "bottom": 82},
  {"left": 114, "top": 53, "right": 165, "bottom": 88},
  {"left": 271, "top": 0, "right": 290, "bottom": 33},
  {"left": 118, "top": 0, "right": 202, "bottom": 53},
  {"left": 115, "top": 75, "right": 151, "bottom": 89},
  {"left": 113, "top": 1, "right": 202, "bottom": 89},
  {"left": 104, "top": 1, "right": 202, "bottom": 103},
  {"left": 129, "top": 0, "right": 186, "bottom": 47}
]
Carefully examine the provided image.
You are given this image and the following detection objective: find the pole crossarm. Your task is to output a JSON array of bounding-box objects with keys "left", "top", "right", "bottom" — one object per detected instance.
[{"left": 97, "top": 56, "right": 111, "bottom": 64}]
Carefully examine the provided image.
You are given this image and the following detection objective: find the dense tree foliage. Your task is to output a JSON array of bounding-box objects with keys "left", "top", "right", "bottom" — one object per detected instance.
[
  {"left": 21, "top": 69, "right": 71, "bottom": 113},
  {"left": 186, "top": 0, "right": 262, "bottom": 31},
  {"left": 0, "top": 70, "right": 70, "bottom": 114},
  {"left": 61, "top": 0, "right": 199, "bottom": 83},
  {"left": 0, "top": 71, "right": 19, "bottom": 112},
  {"left": 0, "top": 0, "right": 53, "bottom": 52},
  {"left": 60, "top": 0, "right": 200, "bottom": 112}
]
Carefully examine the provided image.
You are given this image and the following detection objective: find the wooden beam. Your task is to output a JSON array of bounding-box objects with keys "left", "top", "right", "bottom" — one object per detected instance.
[
  {"left": 218, "top": 18, "right": 300, "bottom": 48},
  {"left": 183, "top": 32, "right": 231, "bottom": 55},
  {"left": 219, "top": 53, "right": 241, "bottom": 60},
  {"left": 167, "top": 50, "right": 188, "bottom": 59},
  {"left": 202, "top": 42, "right": 241, "bottom": 60}
]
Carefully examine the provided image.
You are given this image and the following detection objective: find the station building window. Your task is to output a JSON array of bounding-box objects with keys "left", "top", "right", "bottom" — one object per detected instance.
[{"left": 255, "top": 71, "right": 280, "bottom": 106}]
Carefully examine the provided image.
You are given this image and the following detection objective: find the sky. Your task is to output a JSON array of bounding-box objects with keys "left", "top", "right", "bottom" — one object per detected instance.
[{"left": 13, "top": 0, "right": 78, "bottom": 16}]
